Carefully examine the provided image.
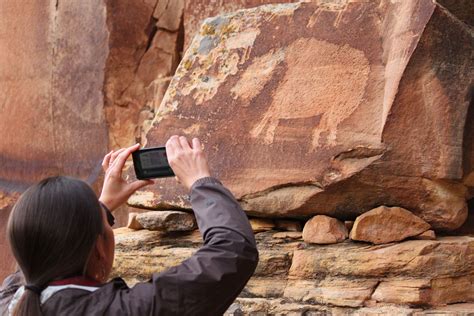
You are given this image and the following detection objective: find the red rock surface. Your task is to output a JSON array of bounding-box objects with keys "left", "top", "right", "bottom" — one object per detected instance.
[
  {"left": 0, "top": 0, "right": 109, "bottom": 280},
  {"left": 103, "top": 0, "right": 184, "bottom": 149},
  {"left": 183, "top": 0, "right": 299, "bottom": 49},
  {"left": 349, "top": 206, "right": 431, "bottom": 244},
  {"left": 1, "top": 0, "right": 473, "bottom": 312},
  {"left": 0, "top": 194, "right": 18, "bottom": 281},
  {"left": 302, "top": 215, "right": 348, "bottom": 244},
  {"left": 132, "top": 1, "right": 473, "bottom": 231},
  {"left": 413, "top": 229, "right": 436, "bottom": 240}
]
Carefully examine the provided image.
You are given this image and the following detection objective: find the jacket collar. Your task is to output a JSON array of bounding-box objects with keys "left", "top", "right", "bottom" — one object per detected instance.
[{"left": 8, "top": 278, "right": 101, "bottom": 316}]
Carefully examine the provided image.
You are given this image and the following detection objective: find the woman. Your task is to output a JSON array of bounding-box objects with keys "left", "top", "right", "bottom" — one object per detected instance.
[{"left": 0, "top": 136, "right": 259, "bottom": 315}]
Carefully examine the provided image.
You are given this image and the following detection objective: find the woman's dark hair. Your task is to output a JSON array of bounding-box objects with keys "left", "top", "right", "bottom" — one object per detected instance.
[{"left": 7, "top": 176, "right": 104, "bottom": 316}]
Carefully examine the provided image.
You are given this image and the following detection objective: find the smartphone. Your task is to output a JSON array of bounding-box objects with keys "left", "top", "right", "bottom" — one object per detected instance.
[{"left": 132, "top": 147, "right": 175, "bottom": 179}]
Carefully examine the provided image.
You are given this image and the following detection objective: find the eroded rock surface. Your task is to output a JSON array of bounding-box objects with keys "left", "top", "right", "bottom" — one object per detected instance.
[
  {"left": 112, "top": 228, "right": 474, "bottom": 312},
  {"left": 302, "top": 215, "right": 348, "bottom": 244},
  {"left": 182, "top": 0, "right": 300, "bottom": 49},
  {"left": 2, "top": 1, "right": 473, "bottom": 314},
  {"left": 132, "top": 1, "right": 473, "bottom": 232},
  {"left": 349, "top": 206, "right": 431, "bottom": 244},
  {"left": 136, "top": 211, "right": 197, "bottom": 231},
  {"left": 0, "top": 0, "right": 109, "bottom": 280},
  {"left": 104, "top": 0, "right": 184, "bottom": 149}
]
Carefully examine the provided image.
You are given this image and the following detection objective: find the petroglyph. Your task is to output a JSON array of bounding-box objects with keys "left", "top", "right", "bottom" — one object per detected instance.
[
  {"left": 225, "top": 28, "right": 260, "bottom": 50},
  {"left": 231, "top": 48, "right": 285, "bottom": 104},
  {"left": 307, "top": 1, "right": 350, "bottom": 28},
  {"left": 250, "top": 38, "right": 370, "bottom": 149}
]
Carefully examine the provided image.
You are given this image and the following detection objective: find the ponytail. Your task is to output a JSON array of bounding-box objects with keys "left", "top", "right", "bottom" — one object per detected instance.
[{"left": 13, "top": 288, "right": 43, "bottom": 316}]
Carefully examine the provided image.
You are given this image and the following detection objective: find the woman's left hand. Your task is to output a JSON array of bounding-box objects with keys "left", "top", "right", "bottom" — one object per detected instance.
[{"left": 99, "top": 144, "right": 154, "bottom": 211}]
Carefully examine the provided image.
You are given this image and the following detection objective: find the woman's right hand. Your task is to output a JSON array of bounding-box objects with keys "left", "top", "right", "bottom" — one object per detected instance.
[
  {"left": 99, "top": 144, "right": 154, "bottom": 211},
  {"left": 166, "top": 136, "right": 211, "bottom": 191}
]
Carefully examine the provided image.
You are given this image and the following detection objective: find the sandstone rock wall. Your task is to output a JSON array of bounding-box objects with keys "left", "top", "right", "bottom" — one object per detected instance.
[
  {"left": 116, "top": 1, "right": 473, "bottom": 313},
  {"left": 112, "top": 226, "right": 474, "bottom": 314},
  {"left": 103, "top": 0, "right": 184, "bottom": 149},
  {"left": 131, "top": 1, "right": 473, "bottom": 232},
  {"left": 0, "top": 0, "right": 109, "bottom": 280},
  {"left": 1, "top": 0, "right": 473, "bottom": 313}
]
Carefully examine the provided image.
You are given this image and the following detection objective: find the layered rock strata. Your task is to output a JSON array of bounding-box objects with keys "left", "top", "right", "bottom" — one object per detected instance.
[
  {"left": 131, "top": 1, "right": 473, "bottom": 233},
  {"left": 112, "top": 227, "right": 474, "bottom": 314},
  {"left": 1, "top": 3, "right": 472, "bottom": 315},
  {"left": 136, "top": 210, "right": 197, "bottom": 231}
]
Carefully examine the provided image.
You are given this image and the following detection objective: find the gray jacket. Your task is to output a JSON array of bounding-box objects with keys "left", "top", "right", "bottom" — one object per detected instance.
[{"left": 0, "top": 177, "right": 259, "bottom": 315}]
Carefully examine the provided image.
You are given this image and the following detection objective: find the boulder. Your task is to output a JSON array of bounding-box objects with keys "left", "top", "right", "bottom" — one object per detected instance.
[
  {"left": 136, "top": 211, "right": 197, "bottom": 231},
  {"left": 225, "top": 298, "right": 423, "bottom": 315},
  {"left": 350, "top": 206, "right": 431, "bottom": 244},
  {"left": 132, "top": 1, "right": 473, "bottom": 231},
  {"left": 302, "top": 215, "right": 348, "bottom": 244}
]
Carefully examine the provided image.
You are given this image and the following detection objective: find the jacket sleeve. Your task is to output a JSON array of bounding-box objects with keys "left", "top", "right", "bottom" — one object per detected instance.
[
  {"left": 108, "top": 177, "right": 259, "bottom": 316},
  {"left": 0, "top": 269, "right": 24, "bottom": 315}
]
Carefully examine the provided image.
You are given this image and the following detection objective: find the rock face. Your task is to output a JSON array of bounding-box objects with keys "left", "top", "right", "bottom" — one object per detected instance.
[
  {"left": 0, "top": 194, "right": 19, "bottom": 280},
  {"left": 103, "top": 0, "right": 184, "bottom": 149},
  {"left": 350, "top": 206, "right": 431, "bottom": 244},
  {"left": 132, "top": 1, "right": 473, "bottom": 232},
  {"left": 1, "top": 0, "right": 473, "bottom": 313},
  {"left": 0, "top": 0, "right": 109, "bottom": 280},
  {"left": 302, "top": 215, "right": 348, "bottom": 244},
  {"left": 112, "top": 228, "right": 474, "bottom": 313},
  {"left": 182, "top": 0, "right": 301, "bottom": 49},
  {"left": 135, "top": 211, "right": 197, "bottom": 231}
]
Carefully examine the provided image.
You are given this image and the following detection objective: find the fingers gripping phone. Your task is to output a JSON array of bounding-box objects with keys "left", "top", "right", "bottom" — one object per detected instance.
[{"left": 132, "top": 147, "right": 175, "bottom": 179}]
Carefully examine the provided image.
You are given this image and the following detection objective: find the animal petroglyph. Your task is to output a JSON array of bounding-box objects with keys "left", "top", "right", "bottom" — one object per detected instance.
[
  {"left": 231, "top": 48, "right": 285, "bottom": 104},
  {"left": 250, "top": 38, "right": 370, "bottom": 149}
]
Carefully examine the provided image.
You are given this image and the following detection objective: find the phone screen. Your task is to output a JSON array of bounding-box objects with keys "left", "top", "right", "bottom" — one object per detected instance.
[
  {"left": 139, "top": 150, "right": 168, "bottom": 169},
  {"left": 132, "top": 147, "right": 175, "bottom": 179}
]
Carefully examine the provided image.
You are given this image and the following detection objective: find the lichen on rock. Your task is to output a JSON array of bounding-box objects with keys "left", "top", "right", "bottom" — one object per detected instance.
[{"left": 131, "top": 0, "right": 473, "bottom": 233}]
